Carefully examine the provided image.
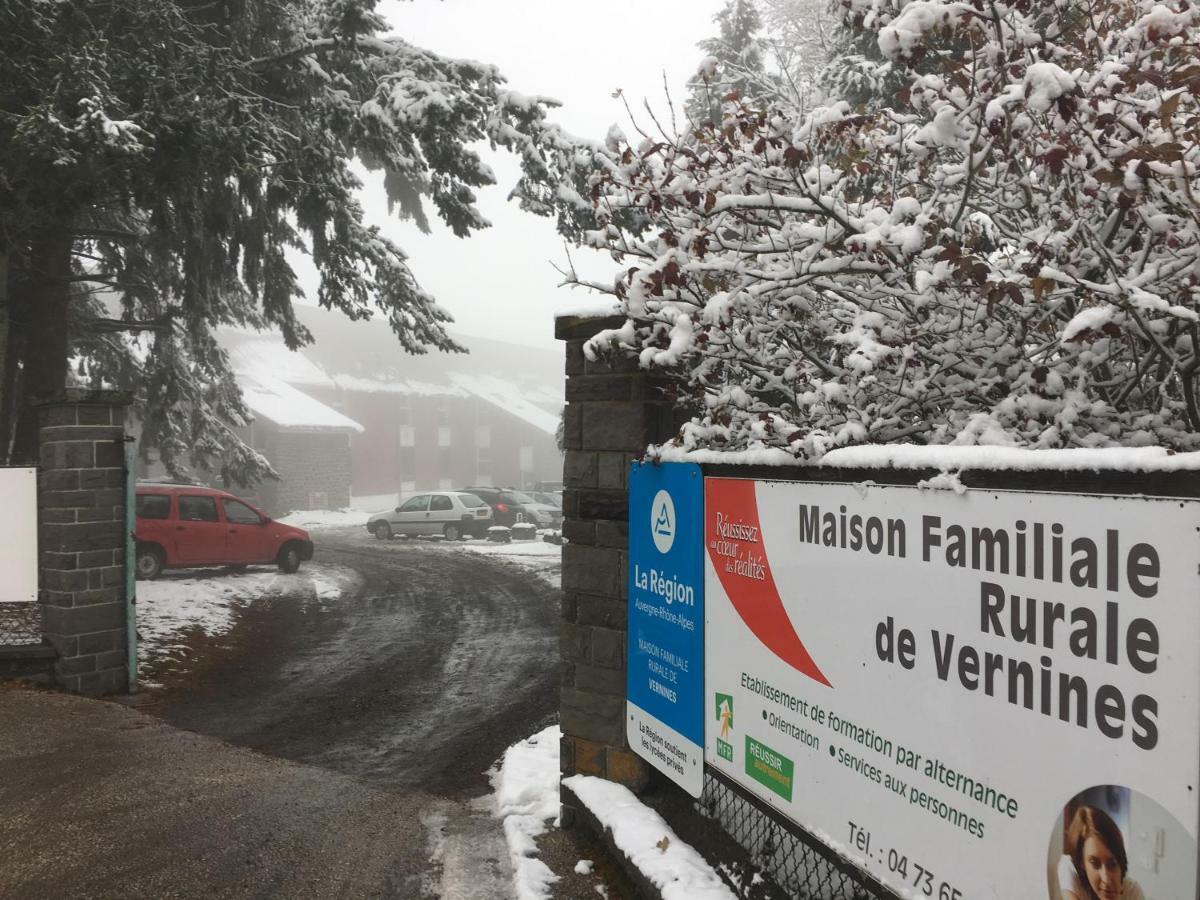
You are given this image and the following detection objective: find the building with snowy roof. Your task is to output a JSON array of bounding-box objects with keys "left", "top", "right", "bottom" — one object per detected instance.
[{"left": 221, "top": 305, "right": 563, "bottom": 514}]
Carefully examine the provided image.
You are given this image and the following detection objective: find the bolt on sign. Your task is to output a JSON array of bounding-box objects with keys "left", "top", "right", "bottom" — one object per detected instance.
[
  {"left": 0, "top": 468, "right": 37, "bottom": 603},
  {"left": 703, "top": 477, "right": 1199, "bottom": 899},
  {"left": 627, "top": 462, "right": 704, "bottom": 797}
]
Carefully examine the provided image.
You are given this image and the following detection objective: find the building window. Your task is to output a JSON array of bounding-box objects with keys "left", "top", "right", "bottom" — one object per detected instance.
[
  {"left": 476, "top": 445, "right": 490, "bottom": 484},
  {"left": 438, "top": 478, "right": 453, "bottom": 490},
  {"left": 397, "top": 395, "right": 412, "bottom": 426},
  {"left": 399, "top": 425, "right": 414, "bottom": 447},
  {"left": 435, "top": 398, "right": 450, "bottom": 426},
  {"left": 401, "top": 480, "right": 416, "bottom": 494},
  {"left": 519, "top": 445, "right": 534, "bottom": 474},
  {"left": 476, "top": 425, "right": 491, "bottom": 448},
  {"left": 437, "top": 426, "right": 451, "bottom": 448}
]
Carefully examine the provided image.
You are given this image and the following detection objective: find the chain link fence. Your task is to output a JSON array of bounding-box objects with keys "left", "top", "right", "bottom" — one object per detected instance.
[
  {"left": 698, "top": 771, "right": 897, "bottom": 900},
  {"left": 0, "top": 602, "right": 42, "bottom": 647}
]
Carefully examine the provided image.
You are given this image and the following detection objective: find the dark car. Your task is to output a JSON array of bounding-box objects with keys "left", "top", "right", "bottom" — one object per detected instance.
[{"left": 461, "top": 486, "right": 563, "bottom": 529}]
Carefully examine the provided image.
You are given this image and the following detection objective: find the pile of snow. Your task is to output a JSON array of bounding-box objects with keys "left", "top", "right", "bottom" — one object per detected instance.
[
  {"left": 563, "top": 775, "right": 736, "bottom": 900},
  {"left": 494, "top": 725, "right": 562, "bottom": 900},
  {"left": 278, "top": 508, "right": 371, "bottom": 528},
  {"left": 461, "top": 538, "right": 562, "bottom": 587}
]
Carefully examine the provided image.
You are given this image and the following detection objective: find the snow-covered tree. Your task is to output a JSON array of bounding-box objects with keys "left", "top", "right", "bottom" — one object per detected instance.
[
  {"left": 579, "top": 0, "right": 1200, "bottom": 458},
  {"left": 0, "top": 0, "right": 589, "bottom": 481},
  {"left": 687, "top": 0, "right": 774, "bottom": 127},
  {"left": 757, "top": 0, "right": 834, "bottom": 113}
]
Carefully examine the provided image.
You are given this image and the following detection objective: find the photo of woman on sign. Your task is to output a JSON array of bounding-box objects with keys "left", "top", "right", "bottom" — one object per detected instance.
[
  {"left": 1047, "top": 783, "right": 1197, "bottom": 900},
  {"left": 1059, "top": 806, "right": 1144, "bottom": 900}
]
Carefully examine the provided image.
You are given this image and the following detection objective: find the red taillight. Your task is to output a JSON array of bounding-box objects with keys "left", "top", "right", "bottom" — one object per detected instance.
[{"left": 495, "top": 503, "right": 508, "bottom": 512}]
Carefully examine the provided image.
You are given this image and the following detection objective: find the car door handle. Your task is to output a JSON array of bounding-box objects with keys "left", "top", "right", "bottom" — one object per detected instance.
[
  {"left": 229, "top": 528, "right": 238, "bottom": 534},
  {"left": 176, "top": 525, "right": 186, "bottom": 531}
]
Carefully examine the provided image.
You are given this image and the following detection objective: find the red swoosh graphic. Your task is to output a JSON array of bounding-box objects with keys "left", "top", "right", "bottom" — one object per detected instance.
[{"left": 706, "top": 479, "right": 831, "bottom": 687}]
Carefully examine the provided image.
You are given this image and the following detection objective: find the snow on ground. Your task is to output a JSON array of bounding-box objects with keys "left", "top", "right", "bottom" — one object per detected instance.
[
  {"left": 136, "top": 563, "right": 362, "bottom": 683},
  {"left": 457, "top": 538, "right": 562, "bottom": 588},
  {"left": 279, "top": 507, "right": 372, "bottom": 528},
  {"left": 562, "top": 775, "right": 736, "bottom": 900},
  {"left": 491, "top": 725, "right": 735, "bottom": 900},
  {"left": 493, "top": 725, "right": 562, "bottom": 900}
]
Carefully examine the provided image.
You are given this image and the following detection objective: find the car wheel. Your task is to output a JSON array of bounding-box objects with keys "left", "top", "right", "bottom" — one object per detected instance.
[
  {"left": 135, "top": 545, "right": 164, "bottom": 580},
  {"left": 278, "top": 543, "right": 302, "bottom": 574},
  {"left": 443, "top": 523, "right": 462, "bottom": 542},
  {"left": 373, "top": 521, "right": 392, "bottom": 541}
]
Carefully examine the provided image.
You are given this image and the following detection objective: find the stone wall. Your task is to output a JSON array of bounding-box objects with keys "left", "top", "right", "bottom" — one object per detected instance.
[
  {"left": 256, "top": 430, "right": 352, "bottom": 515},
  {"left": 556, "top": 315, "right": 687, "bottom": 807},
  {"left": 37, "top": 391, "right": 131, "bottom": 695}
]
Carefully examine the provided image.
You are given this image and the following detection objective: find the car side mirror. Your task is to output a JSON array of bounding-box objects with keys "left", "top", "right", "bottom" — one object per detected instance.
[
  {"left": 395, "top": 507, "right": 402, "bottom": 513},
  {"left": 259, "top": 517, "right": 271, "bottom": 525}
]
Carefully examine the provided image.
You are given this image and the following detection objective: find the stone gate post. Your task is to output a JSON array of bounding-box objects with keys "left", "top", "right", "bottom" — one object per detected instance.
[
  {"left": 37, "top": 389, "right": 133, "bottom": 695},
  {"left": 556, "top": 314, "right": 684, "bottom": 818}
]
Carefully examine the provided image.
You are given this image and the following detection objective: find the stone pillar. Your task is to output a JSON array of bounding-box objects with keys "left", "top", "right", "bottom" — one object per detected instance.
[
  {"left": 556, "top": 315, "right": 683, "bottom": 809},
  {"left": 37, "top": 389, "right": 132, "bottom": 695}
]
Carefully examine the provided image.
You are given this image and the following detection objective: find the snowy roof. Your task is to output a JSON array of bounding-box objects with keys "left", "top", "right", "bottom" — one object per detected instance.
[
  {"left": 449, "top": 373, "right": 560, "bottom": 437},
  {"left": 217, "top": 307, "right": 563, "bottom": 435},
  {"left": 238, "top": 371, "right": 364, "bottom": 434},
  {"left": 225, "top": 334, "right": 335, "bottom": 388}
]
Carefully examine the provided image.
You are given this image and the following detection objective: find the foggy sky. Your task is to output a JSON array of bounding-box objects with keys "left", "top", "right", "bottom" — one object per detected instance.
[{"left": 294, "top": 0, "right": 725, "bottom": 352}]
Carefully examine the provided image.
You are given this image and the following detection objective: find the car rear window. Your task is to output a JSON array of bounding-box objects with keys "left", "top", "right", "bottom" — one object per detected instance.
[
  {"left": 502, "top": 491, "right": 535, "bottom": 504},
  {"left": 459, "top": 493, "right": 487, "bottom": 508},
  {"left": 178, "top": 495, "right": 219, "bottom": 522},
  {"left": 136, "top": 494, "right": 171, "bottom": 520}
]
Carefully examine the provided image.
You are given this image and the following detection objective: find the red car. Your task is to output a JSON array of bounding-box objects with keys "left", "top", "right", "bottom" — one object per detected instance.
[{"left": 134, "top": 483, "right": 313, "bottom": 579}]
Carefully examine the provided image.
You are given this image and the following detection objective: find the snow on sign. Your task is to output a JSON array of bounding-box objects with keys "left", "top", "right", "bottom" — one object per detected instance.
[
  {"left": 704, "top": 477, "right": 1199, "bottom": 900},
  {"left": 627, "top": 462, "right": 704, "bottom": 797},
  {"left": 0, "top": 468, "right": 36, "bottom": 603}
]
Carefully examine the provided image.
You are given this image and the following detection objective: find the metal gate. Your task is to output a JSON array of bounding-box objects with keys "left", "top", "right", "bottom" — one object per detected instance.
[{"left": 124, "top": 439, "right": 137, "bottom": 688}]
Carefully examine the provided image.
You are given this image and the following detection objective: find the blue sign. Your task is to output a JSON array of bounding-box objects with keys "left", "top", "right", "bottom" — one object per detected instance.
[{"left": 627, "top": 461, "right": 704, "bottom": 796}]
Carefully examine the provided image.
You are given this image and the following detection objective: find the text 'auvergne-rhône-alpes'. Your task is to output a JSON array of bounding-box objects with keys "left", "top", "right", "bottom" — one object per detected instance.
[{"left": 798, "top": 504, "right": 1162, "bottom": 750}]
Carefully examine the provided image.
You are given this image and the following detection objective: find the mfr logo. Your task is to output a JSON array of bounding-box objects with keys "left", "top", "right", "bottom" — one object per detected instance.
[
  {"left": 715, "top": 693, "right": 733, "bottom": 738},
  {"left": 651, "top": 489, "right": 675, "bottom": 553}
]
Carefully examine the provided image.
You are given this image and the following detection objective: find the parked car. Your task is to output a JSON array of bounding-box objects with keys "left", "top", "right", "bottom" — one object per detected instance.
[
  {"left": 528, "top": 490, "right": 562, "bottom": 509},
  {"left": 365, "top": 491, "right": 493, "bottom": 541},
  {"left": 462, "top": 487, "right": 563, "bottom": 529},
  {"left": 134, "top": 483, "right": 313, "bottom": 579}
]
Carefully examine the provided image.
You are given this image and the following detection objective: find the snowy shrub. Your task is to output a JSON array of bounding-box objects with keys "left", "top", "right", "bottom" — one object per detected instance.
[{"left": 579, "top": 0, "right": 1200, "bottom": 458}]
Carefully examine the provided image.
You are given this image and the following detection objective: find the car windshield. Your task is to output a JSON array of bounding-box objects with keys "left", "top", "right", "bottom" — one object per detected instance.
[
  {"left": 502, "top": 491, "right": 535, "bottom": 504},
  {"left": 459, "top": 493, "right": 487, "bottom": 508}
]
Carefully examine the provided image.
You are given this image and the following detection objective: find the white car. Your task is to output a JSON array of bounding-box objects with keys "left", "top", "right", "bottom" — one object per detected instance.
[{"left": 366, "top": 491, "right": 493, "bottom": 541}]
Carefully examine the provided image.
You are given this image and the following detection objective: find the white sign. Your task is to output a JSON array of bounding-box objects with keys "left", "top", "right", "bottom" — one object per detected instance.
[
  {"left": 0, "top": 468, "right": 37, "bottom": 604},
  {"left": 704, "top": 478, "right": 1199, "bottom": 900}
]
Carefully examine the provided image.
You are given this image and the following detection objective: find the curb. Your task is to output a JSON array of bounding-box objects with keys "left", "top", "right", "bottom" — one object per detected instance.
[{"left": 562, "top": 782, "right": 666, "bottom": 900}]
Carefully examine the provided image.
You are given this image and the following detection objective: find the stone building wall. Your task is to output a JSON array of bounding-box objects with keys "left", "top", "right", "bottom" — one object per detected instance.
[{"left": 255, "top": 431, "right": 353, "bottom": 515}]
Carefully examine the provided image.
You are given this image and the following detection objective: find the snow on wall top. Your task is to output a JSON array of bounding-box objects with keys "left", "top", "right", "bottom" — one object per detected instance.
[
  {"left": 657, "top": 444, "right": 1200, "bottom": 473},
  {"left": 553, "top": 297, "right": 622, "bottom": 319},
  {"left": 239, "top": 372, "right": 364, "bottom": 434}
]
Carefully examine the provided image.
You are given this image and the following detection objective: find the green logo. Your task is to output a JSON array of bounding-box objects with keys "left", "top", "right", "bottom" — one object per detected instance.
[{"left": 745, "top": 735, "right": 794, "bottom": 801}]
